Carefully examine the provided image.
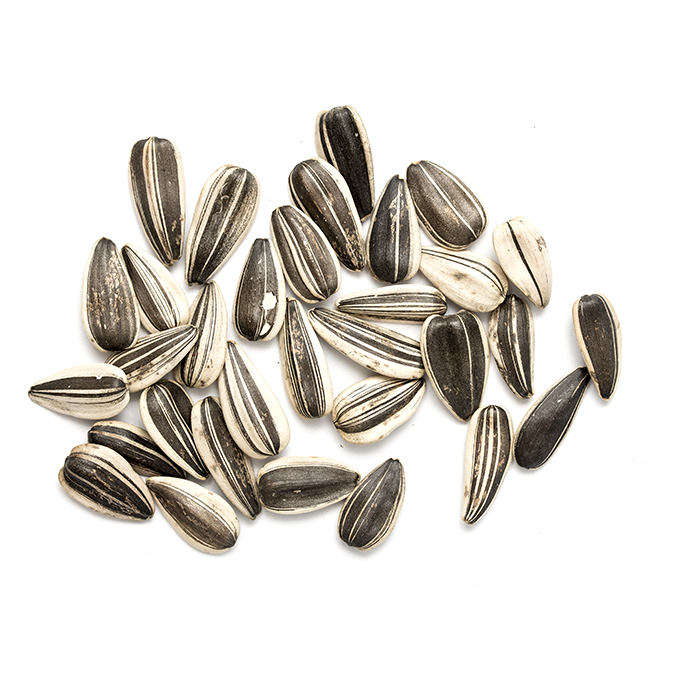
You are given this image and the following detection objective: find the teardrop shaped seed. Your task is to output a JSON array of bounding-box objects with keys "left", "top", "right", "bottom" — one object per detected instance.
[
  {"left": 406, "top": 160, "right": 487, "bottom": 250},
  {"left": 175, "top": 281, "right": 228, "bottom": 388},
  {"left": 366, "top": 175, "right": 421, "bottom": 283},
  {"left": 514, "top": 366, "right": 591, "bottom": 469},
  {"left": 308, "top": 307, "right": 425, "bottom": 379},
  {"left": 270, "top": 204, "right": 341, "bottom": 303},
  {"left": 218, "top": 341, "right": 290, "bottom": 460},
  {"left": 59, "top": 444, "right": 154, "bottom": 521},
  {"left": 82, "top": 237, "right": 140, "bottom": 352},
  {"left": 28, "top": 363, "right": 130, "bottom": 420},
  {"left": 279, "top": 299, "right": 333, "bottom": 419},
  {"left": 315, "top": 105, "right": 375, "bottom": 220},
  {"left": 146, "top": 477, "right": 240, "bottom": 554},
  {"left": 421, "top": 311, "right": 489, "bottom": 421},
  {"left": 338, "top": 458, "right": 405, "bottom": 551},
  {"left": 121, "top": 243, "right": 189, "bottom": 333},
  {"left": 420, "top": 246, "right": 508, "bottom": 313},
  {"left": 232, "top": 238, "right": 286, "bottom": 342},
  {"left": 463, "top": 405, "right": 513, "bottom": 524},
  {"left": 332, "top": 376, "right": 425, "bottom": 445},
  {"left": 487, "top": 294, "right": 535, "bottom": 398},
  {"left": 128, "top": 137, "right": 185, "bottom": 266},
  {"left": 191, "top": 396, "right": 261, "bottom": 520},
  {"left": 258, "top": 456, "right": 360, "bottom": 514},
  {"left": 140, "top": 380, "right": 209, "bottom": 480},
  {"left": 185, "top": 165, "right": 260, "bottom": 285},
  {"left": 288, "top": 157, "right": 365, "bottom": 271},
  {"left": 572, "top": 294, "right": 621, "bottom": 400},
  {"left": 492, "top": 217, "right": 552, "bottom": 308}
]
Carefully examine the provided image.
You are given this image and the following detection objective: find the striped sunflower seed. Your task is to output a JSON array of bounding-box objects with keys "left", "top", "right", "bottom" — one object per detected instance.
[
  {"left": 492, "top": 217, "right": 552, "bottom": 309},
  {"left": 232, "top": 238, "right": 286, "bottom": 342},
  {"left": 128, "top": 137, "right": 185, "bottom": 266},
  {"left": 191, "top": 396, "right": 261, "bottom": 520},
  {"left": 146, "top": 476, "right": 240, "bottom": 554},
  {"left": 315, "top": 105, "right": 375, "bottom": 220},
  {"left": 406, "top": 160, "right": 487, "bottom": 250},
  {"left": 270, "top": 204, "right": 341, "bottom": 304},
  {"left": 366, "top": 175, "right": 421, "bottom": 284},
  {"left": 463, "top": 405, "right": 513, "bottom": 524},
  {"left": 338, "top": 458, "right": 405, "bottom": 551},
  {"left": 257, "top": 456, "right": 361, "bottom": 514},
  {"left": 218, "top": 341, "right": 290, "bottom": 459},
  {"left": 82, "top": 237, "right": 139, "bottom": 352},
  {"left": 421, "top": 311, "right": 489, "bottom": 421},
  {"left": 514, "top": 366, "right": 591, "bottom": 469},
  {"left": 175, "top": 281, "right": 228, "bottom": 389},
  {"left": 59, "top": 443, "right": 154, "bottom": 521},
  {"left": 288, "top": 157, "right": 365, "bottom": 271},
  {"left": 184, "top": 165, "right": 260, "bottom": 285},
  {"left": 308, "top": 307, "right": 425, "bottom": 380},
  {"left": 572, "top": 293, "right": 621, "bottom": 400},
  {"left": 332, "top": 376, "right": 425, "bottom": 445},
  {"left": 279, "top": 298, "right": 333, "bottom": 419},
  {"left": 106, "top": 324, "right": 198, "bottom": 393},
  {"left": 140, "top": 380, "right": 209, "bottom": 480},
  {"left": 420, "top": 246, "right": 508, "bottom": 313},
  {"left": 487, "top": 294, "right": 535, "bottom": 399},
  {"left": 28, "top": 363, "right": 130, "bottom": 419}
]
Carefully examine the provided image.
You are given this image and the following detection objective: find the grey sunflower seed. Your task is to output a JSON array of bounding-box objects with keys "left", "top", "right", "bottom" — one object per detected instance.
[
  {"left": 81, "top": 237, "right": 140, "bottom": 352},
  {"left": 572, "top": 294, "right": 621, "bottom": 400},
  {"left": 59, "top": 443, "right": 154, "bottom": 521},
  {"left": 146, "top": 477, "right": 240, "bottom": 554},
  {"left": 338, "top": 458, "right": 405, "bottom": 551},
  {"left": 128, "top": 137, "right": 185, "bottom": 266},
  {"left": 184, "top": 165, "right": 260, "bottom": 285}
]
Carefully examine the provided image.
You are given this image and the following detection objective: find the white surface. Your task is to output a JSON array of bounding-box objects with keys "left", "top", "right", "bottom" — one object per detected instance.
[{"left": 4, "top": 2, "right": 672, "bottom": 673}]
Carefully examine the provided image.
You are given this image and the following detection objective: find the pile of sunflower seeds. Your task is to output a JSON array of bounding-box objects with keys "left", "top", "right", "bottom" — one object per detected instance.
[{"left": 28, "top": 106, "right": 621, "bottom": 553}]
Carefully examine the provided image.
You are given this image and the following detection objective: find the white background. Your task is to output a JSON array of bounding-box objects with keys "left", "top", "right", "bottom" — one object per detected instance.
[{"left": 3, "top": 2, "right": 672, "bottom": 673}]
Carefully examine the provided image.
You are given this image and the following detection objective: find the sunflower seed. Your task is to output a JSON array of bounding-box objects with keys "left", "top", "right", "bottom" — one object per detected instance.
[
  {"left": 270, "top": 204, "right": 341, "bottom": 303},
  {"left": 140, "top": 380, "right": 209, "bottom": 480},
  {"left": 288, "top": 157, "right": 365, "bottom": 271},
  {"left": 128, "top": 137, "right": 185, "bottom": 266},
  {"left": 406, "top": 160, "right": 487, "bottom": 250},
  {"left": 514, "top": 366, "right": 591, "bottom": 469},
  {"left": 463, "top": 405, "right": 513, "bottom": 524},
  {"left": 218, "top": 341, "right": 290, "bottom": 459},
  {"left": 28, "top": 363, "right": 130, "bottom": 419},
  {"left": 279, "top": 298, "right": 333, "bottom": 419},
  {"left": 308, "top": 307, "right": 425, "bottom": 379},
  {"left": 88, "top": 420, "right": 187, "bottom": 478},
  {"left": 184, "top": 165, "right": 260, "bottom": 285},
  {"left": 572, "top": 294, "right": 621, "bottom": 400},
  {"left": 146, "top": 476, "right": 240, "bottom": 554},
  {"left": 338, "top": 458, "right": 405, "bottom": 551},
  {"left": 175, "top": 281, "right": 228, "bottom": 389},
  {"left": 106, "top": 324, "right": 198, "bottom": 393},
  {"left": 121, "top": 243, "right": 189, "bottom": 333},
  {"left": 315, "top": 105, "right": 375, "bottom": 220},
  {"left": 334, "top": 285, "right": 446, "bottom": 323},
  {"left": 58, "top": 443, "right": 154, "bottom": 521},
  {"left": 421, "top": 311, "right": 489, "bottom": 421},
  {"left": 232, "top": 238, "right": 286, "bottom": 342},
  {"left": 332, "top": 376, "right": 425, "bottom": 445},
  {"left": 191, "top": 396, "right": 261, "bottom": 520},
  {"left": 492, "top": 217, "right": 552, "bottom": 309},
  {"left": 258, "top": 456, "right": 360, "bottom": 514},
  {"left": 487, "top": 294, "right": 535, "bottom": 399},
  {"left": 82, "top": 237, "right": 139, "bottom": 352},
  {"left": 419, "top": 246, "right": 508, "bottom": 313},
  {"left": 366, "top": 175, "right": 421, "bottom": 283}
]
